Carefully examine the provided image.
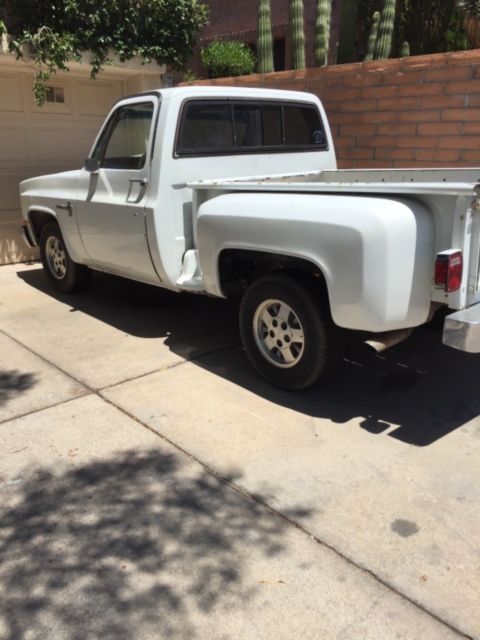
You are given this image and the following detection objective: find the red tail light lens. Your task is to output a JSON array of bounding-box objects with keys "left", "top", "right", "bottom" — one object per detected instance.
[{"left": 435, "top": 251, "right": 463, "bottom": 292}]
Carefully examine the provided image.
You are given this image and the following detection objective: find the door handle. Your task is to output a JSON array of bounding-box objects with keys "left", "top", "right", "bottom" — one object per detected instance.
[
  {"left": 56, "top": 202, "right": 73, "bottom": 216},
  {"left": 127, "top": 178, "right": 148, "bottom": 204}
]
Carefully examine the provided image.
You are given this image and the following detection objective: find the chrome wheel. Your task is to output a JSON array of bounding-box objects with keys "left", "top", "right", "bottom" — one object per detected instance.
[
  {"left": 45, "top": 235, "right": 67, "bottom": 280},
  {"left": 253, "top": 298, "right": 305, "bottom": 368}
]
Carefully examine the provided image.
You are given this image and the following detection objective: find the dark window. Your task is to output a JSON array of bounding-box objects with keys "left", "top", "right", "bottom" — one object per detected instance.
[
  {"left": 234, "top": 105, "right": 261, "bottom": 147},
  {"left": 92, "top": 102, "right": 154, "bottom": 170},
  {"left": 261, "top": 106, "right": 283, "bottom": 146},
  {"left": 175, "top": 99, "right": 327, "bottom": 156},
  {"left": 284, "top": 105, "right": 326, "bottom": 147},
  {"left": 45, "top": 86, "right": 65, "bottom": 103},
  {"left": 273, "top": 39, "right": 286, "bottom": 72},
  {"left": 177, "top": 103, "right": 233, "bottom": 153}
]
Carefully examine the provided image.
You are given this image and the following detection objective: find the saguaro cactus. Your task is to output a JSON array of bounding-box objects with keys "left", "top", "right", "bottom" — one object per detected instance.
[
  {"left": 289, "top": 0, "right": 306, "bottom": 70},
  {"left": 374, "top": 0, "right": 396, "bottom": 60},
  {"left": 257, "top": 0, "right": 274, "bottom": 73},
  {"left": 400, "top": 41, "right": 410, "bottom": 57},
  {"left": 456, "top": 0, "right": 480, "bottom": 49},
  {"left": 364, "top": 11, "right": 380, "bottom": 61},
  {"left": 314, "top": 0, "right": 331, "bottom": 67}
]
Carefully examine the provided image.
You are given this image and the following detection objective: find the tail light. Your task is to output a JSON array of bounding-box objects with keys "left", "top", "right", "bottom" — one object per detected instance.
[{"left": 434, "top": 251, "right": 463, "bottom": 292}]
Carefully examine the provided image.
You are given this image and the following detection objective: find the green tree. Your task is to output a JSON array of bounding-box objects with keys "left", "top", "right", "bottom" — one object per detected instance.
[{"left": 0, "top": 0, "right": 208, "bottom": 104}]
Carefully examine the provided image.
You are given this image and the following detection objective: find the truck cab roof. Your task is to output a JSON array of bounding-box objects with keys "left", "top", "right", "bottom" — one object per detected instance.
[{"left": 119, "top": 85, "right": 321, "bottom": 105}]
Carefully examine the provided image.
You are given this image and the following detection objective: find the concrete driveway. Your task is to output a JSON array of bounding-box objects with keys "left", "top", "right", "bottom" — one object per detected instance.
[{"left": 0, "top": 262, "right": 478, "bottom": 640}]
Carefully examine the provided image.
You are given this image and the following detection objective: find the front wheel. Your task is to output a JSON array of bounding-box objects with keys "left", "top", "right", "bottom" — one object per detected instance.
[
  {"left": 40, "top": 221, "right": 90, "bottom": 293},
  {"left": 239, "top": 274, "right": 342, "bottom": 390}
]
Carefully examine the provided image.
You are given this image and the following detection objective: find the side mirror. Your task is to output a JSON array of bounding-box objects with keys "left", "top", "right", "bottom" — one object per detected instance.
[{"left": 84, "top": 157, "right": 100, "bottom": 172}]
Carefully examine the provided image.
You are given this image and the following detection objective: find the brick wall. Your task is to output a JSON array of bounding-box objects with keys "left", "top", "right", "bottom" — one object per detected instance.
[{"left": 184, "top": 49, "right": 480, "bottom": 169}]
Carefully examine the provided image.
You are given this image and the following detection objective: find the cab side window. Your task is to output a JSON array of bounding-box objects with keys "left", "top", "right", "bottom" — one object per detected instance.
[{"left": 93, "top": 102, "right": 154, "bottom": 170}]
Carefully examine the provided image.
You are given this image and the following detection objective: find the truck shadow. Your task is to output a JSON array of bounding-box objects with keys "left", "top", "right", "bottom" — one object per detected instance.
[
  {"left": 199, "top": 335, "right": 480, "bottom": 447},
  {"left": 18, "top": 268, "right": 480, "bottom": 447},
  {"left": 0, "top": 448, "right": 304, "bottom": 639}
]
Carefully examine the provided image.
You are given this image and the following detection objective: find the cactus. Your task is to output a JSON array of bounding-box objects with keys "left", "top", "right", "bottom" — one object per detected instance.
[
  {"left": 314, "top": 0, "right": 331, "bottom": 67},
  {"left": 257, "top": 0, "right": 274, "bottom": 73},
  {"left": 374, "top": 0, "right": 396, "bottom": 60},
  {"left": 400, "top": 41, "right": 410, "bottom": 57},
  {"left": 456, "top": 0, "right": 480, "bottom": 49},
  {"left": 289, "top": 0, "right": 306, "bottom": 70},
  {"left": 364, "top": 11, "right": 380, "bottom": 61}
]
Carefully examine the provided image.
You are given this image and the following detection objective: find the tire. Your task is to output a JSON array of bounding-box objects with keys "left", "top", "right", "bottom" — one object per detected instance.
[
  {"left": 239, "top": 273, "right": 342, "bottom": 390},
  {"left": 40, "top": 221, "right": 90, "bottom": 293}
]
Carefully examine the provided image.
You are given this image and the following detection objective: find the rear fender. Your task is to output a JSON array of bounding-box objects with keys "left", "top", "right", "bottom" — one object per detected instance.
[{"left": 196, "top": 192, "right": 434, "bottom": 332}]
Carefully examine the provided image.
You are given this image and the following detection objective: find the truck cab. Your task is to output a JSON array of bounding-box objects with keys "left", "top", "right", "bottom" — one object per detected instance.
[{"left": 21, "top": 86, "right": 336, "bottom": 289}]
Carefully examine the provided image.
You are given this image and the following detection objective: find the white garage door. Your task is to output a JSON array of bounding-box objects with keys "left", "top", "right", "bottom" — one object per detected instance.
[{"left": 0, "top": 70, "right": 123, "bottom": 264}]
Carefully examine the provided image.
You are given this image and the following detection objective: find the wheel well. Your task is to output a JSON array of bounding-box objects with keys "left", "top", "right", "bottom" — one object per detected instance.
[
  {"left": 29, "top": 211, "right": 57, "bottom": 244},
  {"left": 218, "top": 249, "right": 329, "bottom": 302}
]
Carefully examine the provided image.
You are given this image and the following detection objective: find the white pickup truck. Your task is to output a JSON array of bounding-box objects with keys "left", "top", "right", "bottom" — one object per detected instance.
[{"left": 20, "top": 86, "right": 480, "bottom": 389}]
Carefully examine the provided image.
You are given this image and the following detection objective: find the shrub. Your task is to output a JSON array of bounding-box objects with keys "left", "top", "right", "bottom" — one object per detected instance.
[{"left": 201, "top": 40, "right": 255, "bottom": 78}]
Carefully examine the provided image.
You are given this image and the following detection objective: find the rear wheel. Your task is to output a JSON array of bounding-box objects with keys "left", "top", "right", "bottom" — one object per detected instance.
[
  {"left": 239, "top": 274, "right": 343, "bottom": 390},
  {"left": 40, "top": 221, "right": 90, "bottom": 293}
]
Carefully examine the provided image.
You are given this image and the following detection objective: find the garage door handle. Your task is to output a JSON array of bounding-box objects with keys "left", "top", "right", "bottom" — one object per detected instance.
[{"left": 56, "top": 202, "right": 73, "bottom": 216}]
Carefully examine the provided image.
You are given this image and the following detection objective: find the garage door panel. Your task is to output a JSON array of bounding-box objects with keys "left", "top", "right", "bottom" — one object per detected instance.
[
  {"left": 77, "top": 81, "right": 122, "bottom": 116},
  {"left": 0, "top": 172, "right": 27, "bottom": 213},
  {"left": 30, "top": 125, "right": 76, "bottom": 162},
  {"left": 29, "top": 80, "right": 73, "bottom": 116},
  {"left": 0, "top": 124, "right": 28, "bottom": 162},
  {"left": 0, "top": 74, "right": 23, "bottom": 111}
]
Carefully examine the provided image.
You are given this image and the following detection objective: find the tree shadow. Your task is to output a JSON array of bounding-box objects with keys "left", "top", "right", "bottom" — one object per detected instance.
[
  {"left": 0, "top": 448, "right": 308, "bottom": 640},
  {"left": 17, "top": 268, "right": 480, "bottom": 447},
  {"left": 0, "top": 370, "right": 36, "bottom": 407}
]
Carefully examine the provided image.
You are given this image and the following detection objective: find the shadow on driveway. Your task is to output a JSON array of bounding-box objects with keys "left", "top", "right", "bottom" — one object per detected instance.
[
  {"left": 17, "top": 268, "right": 480, "bottom": 447},
  {"left": 0, "top": 370, "right": 36, "bottom": 408},
  {"left": 0, "top": 448, "right": 307, "bottom": 640}
]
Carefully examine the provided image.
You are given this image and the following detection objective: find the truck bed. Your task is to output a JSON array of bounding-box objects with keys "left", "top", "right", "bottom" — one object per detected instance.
[{"left": 190, "top": 168, "right": 480, "bottom": 197}]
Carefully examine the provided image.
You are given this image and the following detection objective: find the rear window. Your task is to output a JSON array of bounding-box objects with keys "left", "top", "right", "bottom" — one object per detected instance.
[
  {"left": 175, "top": 103, "right": 233, "bottom": 151},
  {"left": 175, "top": 100, "right": 327, "bottom": 156}
]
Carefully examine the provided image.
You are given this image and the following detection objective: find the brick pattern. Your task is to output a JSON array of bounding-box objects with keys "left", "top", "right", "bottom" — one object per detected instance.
[{"left": 183, "top": 50, "right": 480, "bottom": 169}]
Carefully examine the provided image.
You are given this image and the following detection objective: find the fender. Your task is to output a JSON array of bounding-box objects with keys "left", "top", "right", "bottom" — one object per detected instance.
[
  {"left": 196, "top": 192, "right": 435, "bottom": 332},
  {"left": 20, "top": 170, "right": 87, "bottom": 264},
  {"left": 26, "top": 205, "right": 87, "bottom": 265}
]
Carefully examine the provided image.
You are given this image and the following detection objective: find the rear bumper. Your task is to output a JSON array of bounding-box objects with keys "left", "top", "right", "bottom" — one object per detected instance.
[{"left": 443, "top": 304, "right": 480, "bottom": 353}]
